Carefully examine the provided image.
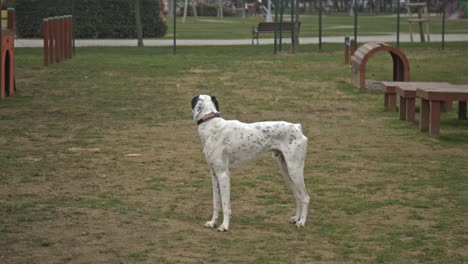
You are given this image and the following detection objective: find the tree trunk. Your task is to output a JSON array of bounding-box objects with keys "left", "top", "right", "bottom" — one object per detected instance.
[
  {"left": 135, "top": 0, "right": 144, "bottom": 46},
  {"left": 218, "top": 0, "right": 223, "bottom": 18},
  {"left": 192, "top": 0, "right": 198, "bottom": 17},
  {"left": 183, "top": 0, "right": 188, "bottom": 22}
]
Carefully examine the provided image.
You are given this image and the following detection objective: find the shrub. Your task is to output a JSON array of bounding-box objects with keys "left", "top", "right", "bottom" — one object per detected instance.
[{"left": 15, "top": 0, "right": 167, "bottom": 38}]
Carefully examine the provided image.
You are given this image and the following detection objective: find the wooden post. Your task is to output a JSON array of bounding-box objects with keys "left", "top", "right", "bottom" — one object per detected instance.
[
  {"left": 7, "top": 8, "right": 14, "bottom": 30},
  {"left": 48, "top": 18, "right": 54, "bottom": 64},
  {"left": 350, "top": 39, "right": 356, "bottom": 66},
  {"left": 0, "top": 1, "right": 3, "bottom": 98},
  {"left": 458, "top": 101, "right": 467, "bottom": 120},
  {"left": 43, "top": 19, "right": 49, "bottom": 66},
  {"left": 399, "top": 96, "right": 406, "bottom": 120},
  {"left": 59, "top": 17, "right": 65, "bottom": 62},
  {"left": 429, "top": 101, "right": 440, "bottom": 136},
  {"left": 66, "top": 16, "right": 72, "bottom": 59},
  {"left": 54, "top": 18, "right": 60, "bottom": 63},
  {"left": 420, "top": 99, "right": 430, "bottom": 131},
  {"left": 406, "top": 97, "right": 415, "bottom": 122},
  {"left": 344, "top": 36, "right": 350, "bottom": 64}
]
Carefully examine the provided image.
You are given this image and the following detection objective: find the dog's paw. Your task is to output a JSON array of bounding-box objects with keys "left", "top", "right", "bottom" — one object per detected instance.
[
  {"left": 217, "top": 224, "right": 229, "bottom": 232},
  {"left": 204, "top": 221, "right": 217, "bottom": 228},
  {"left": 295, "top": 222, "right": 305, "bottom": 228},
  {"left": 289, "top": 216, "right": 299, "bottom": 224}
]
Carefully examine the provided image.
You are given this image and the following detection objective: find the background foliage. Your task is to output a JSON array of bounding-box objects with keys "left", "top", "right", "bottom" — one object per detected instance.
[{"left": 15, "top": 0, "right": 167, "bottom": 38}]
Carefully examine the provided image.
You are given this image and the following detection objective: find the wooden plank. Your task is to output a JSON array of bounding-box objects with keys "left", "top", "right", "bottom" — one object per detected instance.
[
  {"left": 396, "top": 82, "right": 450, "bottom": 91},
  {"left": 416, "top": 85, "right": 468, "bottom": 101},
  {"left": 353, "top": 50, "right": 366, "bottom": 60}
]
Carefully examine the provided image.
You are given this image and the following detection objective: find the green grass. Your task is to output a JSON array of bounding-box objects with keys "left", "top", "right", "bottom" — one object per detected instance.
[{"left": 0, "top": 44, "right": 467, "bottom": 263}]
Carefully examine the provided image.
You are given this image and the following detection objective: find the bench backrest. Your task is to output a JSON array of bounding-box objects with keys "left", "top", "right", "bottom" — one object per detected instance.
[{"left": 258, "top": 22, "right": 301, "bottom": 32}]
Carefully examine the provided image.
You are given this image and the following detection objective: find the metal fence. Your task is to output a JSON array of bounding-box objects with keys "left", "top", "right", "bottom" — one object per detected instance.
[{"left": 13, "top": 0, "right": 468, "bottom": 50}]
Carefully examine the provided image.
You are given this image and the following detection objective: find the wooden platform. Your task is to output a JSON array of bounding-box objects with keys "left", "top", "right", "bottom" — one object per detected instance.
[
  {"left": 394, "top": 82, "right": 451, "bottom": 123},
  {"left": 416, "top": 85, "right": 468, "bottom": 136},
  {"left": 380, "top": 81, "right": 467, "bottom": 136}
]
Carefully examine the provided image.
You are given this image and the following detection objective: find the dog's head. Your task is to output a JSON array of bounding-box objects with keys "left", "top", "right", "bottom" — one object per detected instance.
[{"left": 191, "top": 95, "right": 220, "bottom": 122}]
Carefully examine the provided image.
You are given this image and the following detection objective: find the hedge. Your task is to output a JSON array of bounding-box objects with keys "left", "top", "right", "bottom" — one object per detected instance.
[{"left": 15, "top": 0, "right": 167, "bottom": 38}]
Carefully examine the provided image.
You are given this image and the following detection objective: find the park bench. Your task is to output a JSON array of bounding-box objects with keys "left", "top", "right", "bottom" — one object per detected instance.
[{"left": 251, "top": 21, "right": 301, "bottom": 45}]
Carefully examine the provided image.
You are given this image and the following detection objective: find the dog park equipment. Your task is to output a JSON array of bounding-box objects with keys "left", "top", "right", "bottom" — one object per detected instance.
[
  {"left": 406, "top": 2, "right": 430, "bottom": 42},
  {"left": 379, "top": 82, "right": 468, "bottom": 137},
  {"left": 351, "top": 42, "right": 410, "bottom": 90},
  {"left": 390, "top": 82, "right": 451, "bottom": 121},
  {"left": 380, "top": 81, "right": 451, "bottom": 113},
  {"left": 43, "top": 15, "right": 73, "bottom": 66},
  {"left": 0, "top": 6, "right": 15, "bottom": 100},
  {"left": 344, "top": 37, "right": 356, "bottom": 65},
  {"left": 417, "top": 85, "right": 468, "bottom": 136}
]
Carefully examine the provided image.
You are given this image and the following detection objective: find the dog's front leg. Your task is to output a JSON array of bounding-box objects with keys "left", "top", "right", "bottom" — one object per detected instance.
[
  {"left": 205, "top": 170, "right": 221, "bottom": 228},
  {"left": 216, "top": 170, "right": 231, "bottom": 232}
]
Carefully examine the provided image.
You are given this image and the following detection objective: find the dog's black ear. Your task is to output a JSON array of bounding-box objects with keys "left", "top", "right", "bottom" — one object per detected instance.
[
  {"left": 211, "top": 96, "right": 219, "bottom": 112},
  {"left": 191, "top": 95, "right": 200, "bottom": 110}
]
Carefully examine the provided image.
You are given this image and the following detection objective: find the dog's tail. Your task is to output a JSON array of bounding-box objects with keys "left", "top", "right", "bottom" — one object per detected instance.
[{"left": 294, "top": 124, "right": 303, "bottom": 134}]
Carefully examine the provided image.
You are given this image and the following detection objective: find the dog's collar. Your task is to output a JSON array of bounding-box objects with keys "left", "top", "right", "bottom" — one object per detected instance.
[{"left": 197, "top": 112, "right": 220, "bottom": 126}]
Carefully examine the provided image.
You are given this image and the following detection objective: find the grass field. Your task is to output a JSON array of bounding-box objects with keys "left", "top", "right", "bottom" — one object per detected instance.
[
  {"left": 1, "top": 44, "right": 468, "bottom": 263},
  {"left": 165, "top": 14, "right": 468, "bottom": 39}
]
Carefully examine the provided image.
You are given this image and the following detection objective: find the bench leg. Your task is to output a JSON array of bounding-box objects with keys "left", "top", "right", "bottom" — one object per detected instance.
[
  {"left": 399, "top": 96, "right": 406, "bottom": 120},
  {"left": 388, "top": 93, "right": 397, "bottom": 112},
  {"left": 429, "top": 100, "right": 441, "bottom": 137},
  {"left": 420, "top": 98, "right": 430, "bottom": 131},
  {"left": 406, "top": 97, "right": 416, "bottom": 123},
  {"left": 459, "top": 101, "right": 467, "bottom": 120},
  {"left": 384, "top": 93, "right": 389, "bottom": 110}
]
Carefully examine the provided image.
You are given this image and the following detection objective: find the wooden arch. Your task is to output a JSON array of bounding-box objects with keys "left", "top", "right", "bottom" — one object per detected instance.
[
  {"left": 0, "top": 6, "right": 15, "bottom": 99},
  {"left": 351, "top": 42, "right": 410, "bottom": 89}
]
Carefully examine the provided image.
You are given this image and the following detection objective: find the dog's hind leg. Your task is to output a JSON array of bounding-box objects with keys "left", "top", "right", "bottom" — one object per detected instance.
[
  {"left": 205, "top": 170, "right": 221, "bottom": 228},
  {"left": 274, "top": 150, "right": 302, "bottom": 224},
  {"left": 287, "top": 161, "right": 309, "bottom": 227},
  {"left": 283, "top": 138, "right": 310, "bottom": 227}
]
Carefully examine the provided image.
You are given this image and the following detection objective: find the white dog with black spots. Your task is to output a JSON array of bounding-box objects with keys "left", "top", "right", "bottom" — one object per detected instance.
[{"left": 192, "top": 95, "right": 310, "bottom": 231}]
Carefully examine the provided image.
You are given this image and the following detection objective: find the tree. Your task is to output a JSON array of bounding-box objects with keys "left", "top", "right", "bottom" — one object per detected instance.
[
  {"left": 192, "top": 0, "right": 198, "bottom": 17},
  {"left": 217, "top": 0, "right": 223, "bottom": 18},
  {"left": 183, "top": 0, "right": 188, "bottom": 22}
]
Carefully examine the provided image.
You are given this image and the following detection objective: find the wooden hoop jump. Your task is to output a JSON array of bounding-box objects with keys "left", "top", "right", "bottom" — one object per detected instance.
[
  {"left": 0, "top": 6, "right": 15, "bottom": 99},
  {"left": 351, "top": 42, "right": 410, "bottom": 90}
]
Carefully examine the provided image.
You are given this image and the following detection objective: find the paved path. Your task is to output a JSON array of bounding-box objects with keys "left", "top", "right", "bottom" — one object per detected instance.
[{"left": 15, "top": 34, "right": 467, "bottom": 47}]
